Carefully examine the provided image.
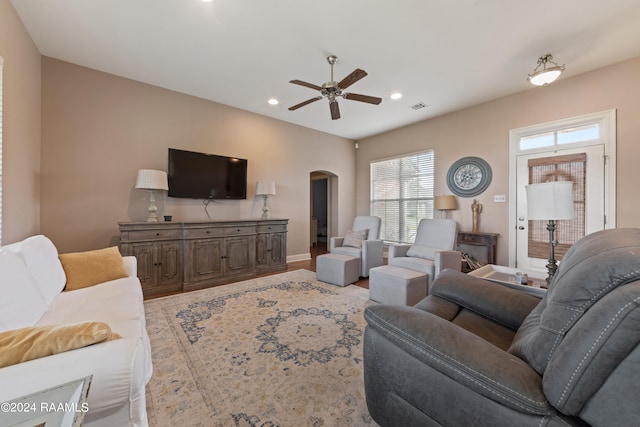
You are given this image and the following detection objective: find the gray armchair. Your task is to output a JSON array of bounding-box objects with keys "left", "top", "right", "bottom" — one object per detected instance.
[
  {"left": 388, "top": 218, "right": 460, "bottom": 292},
  {"left": 363, "top": 228, "right": 640, "bottom": 426},
  {"left": 330, "top": 215, "right": 383, "bottom": 277}
]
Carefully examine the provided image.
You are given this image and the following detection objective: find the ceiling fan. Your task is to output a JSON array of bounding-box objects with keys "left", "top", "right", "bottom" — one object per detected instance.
[{"left": 288, "top": 55, "right": 382, "bottom": 120}]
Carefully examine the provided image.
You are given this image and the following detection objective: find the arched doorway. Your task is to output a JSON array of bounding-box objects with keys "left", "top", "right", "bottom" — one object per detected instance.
[{"left": 310, "top": 171, "right": 338, "bottom": 253}]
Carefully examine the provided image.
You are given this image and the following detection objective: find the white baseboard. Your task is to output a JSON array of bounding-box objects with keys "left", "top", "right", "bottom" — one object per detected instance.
[{"left": 287, "top": 253, "right": 311, "bottom": 263}]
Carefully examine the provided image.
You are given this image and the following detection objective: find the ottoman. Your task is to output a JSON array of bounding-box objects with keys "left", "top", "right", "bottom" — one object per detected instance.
[
  {"left": 316, "top": 253, "right": 360, "bottom": 287},
  {"left": 369, "top": 265, "right": 427, "bottom": 305}
]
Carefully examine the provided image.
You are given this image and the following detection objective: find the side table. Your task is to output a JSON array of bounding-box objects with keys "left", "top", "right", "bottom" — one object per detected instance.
[
  {"left": 0, "top": 376, "right": 92, "bottom": 427},
  {"left": 457, "top": 232, "right": 498, "bottom": 272},
  {"left": 469, "top": 264, "right": 547, "bottom": 298}
]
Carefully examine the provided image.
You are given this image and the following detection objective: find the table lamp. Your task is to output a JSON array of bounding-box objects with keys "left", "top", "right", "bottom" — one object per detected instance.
[
  {"left": 434, "top": 195, "right": 457, "bottom": 219},
  {"left": 525, "top": 181, "right": 574, "bottom": 286},
  {"left": 135, "top": 169, "right": 169, "bottom": 222},
  {"left": 256, "top": 180, "right": 276, "bottom": 219}
]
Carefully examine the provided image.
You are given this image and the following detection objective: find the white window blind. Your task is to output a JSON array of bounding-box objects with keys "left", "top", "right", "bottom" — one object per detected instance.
[{"left": 370, "top": 150, "right": 435, "bottom": 243}]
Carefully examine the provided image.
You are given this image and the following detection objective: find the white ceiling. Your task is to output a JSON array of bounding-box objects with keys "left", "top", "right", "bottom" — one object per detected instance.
[{"left": 11, "top": 0, "right": 640, "bottom": 140}]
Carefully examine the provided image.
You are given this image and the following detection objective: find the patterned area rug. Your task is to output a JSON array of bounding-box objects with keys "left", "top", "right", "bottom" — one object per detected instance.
[{"left": 144, "top": 269, "right": 377, "bottom": 426}]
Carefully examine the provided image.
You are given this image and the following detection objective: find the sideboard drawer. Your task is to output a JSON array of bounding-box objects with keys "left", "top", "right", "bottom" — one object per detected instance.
[
  {"left": 126, "top": 228, "right": 182, "bottom": 241},
  {"left": 459, "top": 233, "right": 485, "bottom": 244},
  {"left": 184, "top": 227, "right": 224, "bottom": 239},
  {"left": 224, "top": 226, "right": 255, "bottom": 236},
  {"left": 257, "top": 224, "right": 287, "bottom": 233}
]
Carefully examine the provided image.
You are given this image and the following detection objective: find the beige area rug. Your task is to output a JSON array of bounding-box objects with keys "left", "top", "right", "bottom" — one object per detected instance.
[{"left": 144, "top": 269, "right": 378, "bottom": 427}]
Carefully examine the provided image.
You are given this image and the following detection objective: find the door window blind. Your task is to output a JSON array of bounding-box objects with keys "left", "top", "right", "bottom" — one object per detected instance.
[{"left": 527, "top": 153, "right": 586, "bottom": 260}]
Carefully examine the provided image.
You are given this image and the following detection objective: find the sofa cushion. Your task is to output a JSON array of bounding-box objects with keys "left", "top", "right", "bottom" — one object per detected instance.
[
  {"left": 509, "top": 228, "right": 640, "bottom": 376},
  {"left": 59, "top": 246, "right": 128, "bottom": 291},
  {"left": 0, "top": 251, "right": 48, "bottom": 332},
  {"left": 0, "top": 322, "right": 121, "bottom": 368},
  {"left": 406, "top": 245, "right": 439, "bottom": 260},
  {"left": 343, "top": 229, "right": 368, "bottom": 248},
  {"left": 389, "top": 256, "right": 435, "bottom": 278},
  {"left": 4, "top": 235, "right": 66, "bottom": 305},
  {"left": 38, "top": 277, "right": 145, "bottom": 325}
]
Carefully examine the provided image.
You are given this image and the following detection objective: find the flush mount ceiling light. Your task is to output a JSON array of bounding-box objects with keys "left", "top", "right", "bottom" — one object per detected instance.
[
  {"left": 268, "top": 98, "right": 279, "bottom": 105},
  {"left": 528, "top": 54, "right": 565, "bottom": 86}
]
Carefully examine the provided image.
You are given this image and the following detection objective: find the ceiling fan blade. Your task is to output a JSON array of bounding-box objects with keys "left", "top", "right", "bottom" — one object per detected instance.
[
  {"left": 289, "top": 79, "right": 323, "bottom": 92},
  {"left": 288, "top": 96, "right": 323, "bottom": 111},
  {"left": 337, "top": 69, "right": 367, "bottom": 90},
  {"left": 330, "top": 101, "right": 340, "bottom": 120},
  {"left": 344, "top": 92, "right": 382, "bottom": 105}
]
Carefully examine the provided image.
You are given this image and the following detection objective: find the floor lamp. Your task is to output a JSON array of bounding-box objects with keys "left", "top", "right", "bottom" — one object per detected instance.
[
  {"left": 525, "top": 181, "right": 574, "bottom": 286},
  {"left": 136, "top": 169, "right": 169, "bottom": 222}
]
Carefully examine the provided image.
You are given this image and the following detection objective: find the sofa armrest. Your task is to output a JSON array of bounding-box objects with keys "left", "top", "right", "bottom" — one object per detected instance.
[
  {"left": 362, "top": 240, "right": 384, "bottom": 275},
  {"left": 388, "top": 243, "right": 411, "bottom": 260},
  {"left": 431, "top": 270, "right": 541, "bottom": 330},
  {"left": 435, "top": 250, "right": 461, "bottom": 274},
  {"left": 364, "top": 304, "right": 551, "bottom": 415},
  {"left": 122, "top": 256, "right": 137, "bottom": 278},
  {"left": 329, "top": 237, "right": 344, "bottom": 252}
]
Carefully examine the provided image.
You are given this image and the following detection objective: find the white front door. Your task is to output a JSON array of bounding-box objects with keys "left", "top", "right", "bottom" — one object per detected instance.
[
  {"left": 509, "top": 110, "right": 616, "bottom": 271},
  {"left": 515, "top": 144, "right": 605, "bottom": 272}
]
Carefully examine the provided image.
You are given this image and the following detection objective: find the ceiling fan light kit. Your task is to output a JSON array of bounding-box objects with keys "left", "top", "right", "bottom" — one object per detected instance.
[
  {"left": 528, "top": 54, "right": 565, "bottom": 86},
  {"left": 289, "top": 55, "right": 382, "bottom": 120}
]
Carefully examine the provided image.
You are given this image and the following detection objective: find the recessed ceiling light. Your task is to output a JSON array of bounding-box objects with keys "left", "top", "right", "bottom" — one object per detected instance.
[
  {"left": 201, "top": 0, "right": 213, "bottom": 3},
  {"left": 268, "top": 98, "right": 279, "bottom": 105},
  {"left": 390, "top": 92, "right": 403, "bottom": 100}
]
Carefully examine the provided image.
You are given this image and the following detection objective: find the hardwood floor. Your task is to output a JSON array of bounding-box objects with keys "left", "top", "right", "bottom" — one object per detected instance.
[{"left": 145, "top": 242, "right": 369, "bottom": 300}]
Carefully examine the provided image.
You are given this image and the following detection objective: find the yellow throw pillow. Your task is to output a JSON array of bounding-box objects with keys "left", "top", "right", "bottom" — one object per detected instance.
[
  {"left": 59, "top": 246, "right": 128, "bottom": 291},
  {"left": 0, "top": 322, "right": 122, "bottom": 368}
]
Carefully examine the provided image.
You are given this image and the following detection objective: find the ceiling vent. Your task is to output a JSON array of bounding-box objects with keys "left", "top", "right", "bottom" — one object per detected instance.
[{"left": 411, "top": 102, "right": 428, "bottom": 110}]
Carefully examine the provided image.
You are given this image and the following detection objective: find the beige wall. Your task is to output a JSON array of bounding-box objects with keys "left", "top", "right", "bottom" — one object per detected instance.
[
  {"left": 356, "top": 56, "right": 640, "bottom": 266},
  {"left": 41, "top": 58, "right": 356, "bottom": 256},
  {"left": 0, "top": 0, "right": 42, "bottom": 244}
]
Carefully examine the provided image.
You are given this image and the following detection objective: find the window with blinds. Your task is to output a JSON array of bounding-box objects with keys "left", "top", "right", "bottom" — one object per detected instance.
[{"left": 370, "top": 150, "right": 435, "bottom": 243}]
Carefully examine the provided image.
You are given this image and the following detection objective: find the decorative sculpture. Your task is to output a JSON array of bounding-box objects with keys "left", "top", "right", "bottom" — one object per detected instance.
[{"left": 471, "top": 199, "right": 482, "bottom": 233}]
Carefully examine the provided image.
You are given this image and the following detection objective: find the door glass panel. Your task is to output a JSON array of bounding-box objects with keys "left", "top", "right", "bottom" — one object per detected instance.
[
  {"left": 520, "top": 132, "right": 554, "bottom": 150},
  {"left": 527, "top": 153, "right": 586, "bottom": 260},
  {"left": 558, "top": 124, "right": 600, "bottom": 145}
]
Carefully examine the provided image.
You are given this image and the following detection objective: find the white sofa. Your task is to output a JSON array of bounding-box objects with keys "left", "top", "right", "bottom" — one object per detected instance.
[{"left": 0, "top": 235, "right": 152, "bottom": 426}]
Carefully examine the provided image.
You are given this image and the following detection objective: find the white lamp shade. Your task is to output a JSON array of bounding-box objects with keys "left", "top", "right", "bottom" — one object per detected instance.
[
  {"left": 135, "top": 169, "right": 168, "bottom": 191},
  {"left": 434, "top": 195, "right": 457, "bottom": 210},
  {"left": 525, "top": 181, "right": 574, "bottom": 220},
  {"left": 256, "top": 180, "right": 276, "bottom": 196}
]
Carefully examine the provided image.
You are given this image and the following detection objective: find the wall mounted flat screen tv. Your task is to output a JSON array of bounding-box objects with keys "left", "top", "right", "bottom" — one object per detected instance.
[{"left": 167, "top": 148, "right": 248, "bottom": 199}]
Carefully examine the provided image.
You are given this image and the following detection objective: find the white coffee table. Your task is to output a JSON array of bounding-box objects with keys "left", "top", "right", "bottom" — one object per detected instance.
[{"left": 468, "top": 264, "right": 547, "bottom": 297}]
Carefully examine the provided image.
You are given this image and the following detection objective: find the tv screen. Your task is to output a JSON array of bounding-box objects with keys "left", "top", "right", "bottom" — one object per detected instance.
[{"left": 167, "top": 148, "right": 248, "bottom": 199}]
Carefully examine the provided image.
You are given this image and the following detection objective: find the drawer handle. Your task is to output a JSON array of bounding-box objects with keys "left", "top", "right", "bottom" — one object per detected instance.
[
  {"left": 237, "top": 229, "right": 241, "bottom": 232},
  {"left": 156, "top": 233, "right": 161, "bottom": 236},
  {"left": 206, "top": 230, "right": 210, "bottom": 234}
]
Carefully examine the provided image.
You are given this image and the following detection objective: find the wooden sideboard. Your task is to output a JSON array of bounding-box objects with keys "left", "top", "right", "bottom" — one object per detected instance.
[{"left": 119, "top": 219, "right": 288, "bottom": 297}]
